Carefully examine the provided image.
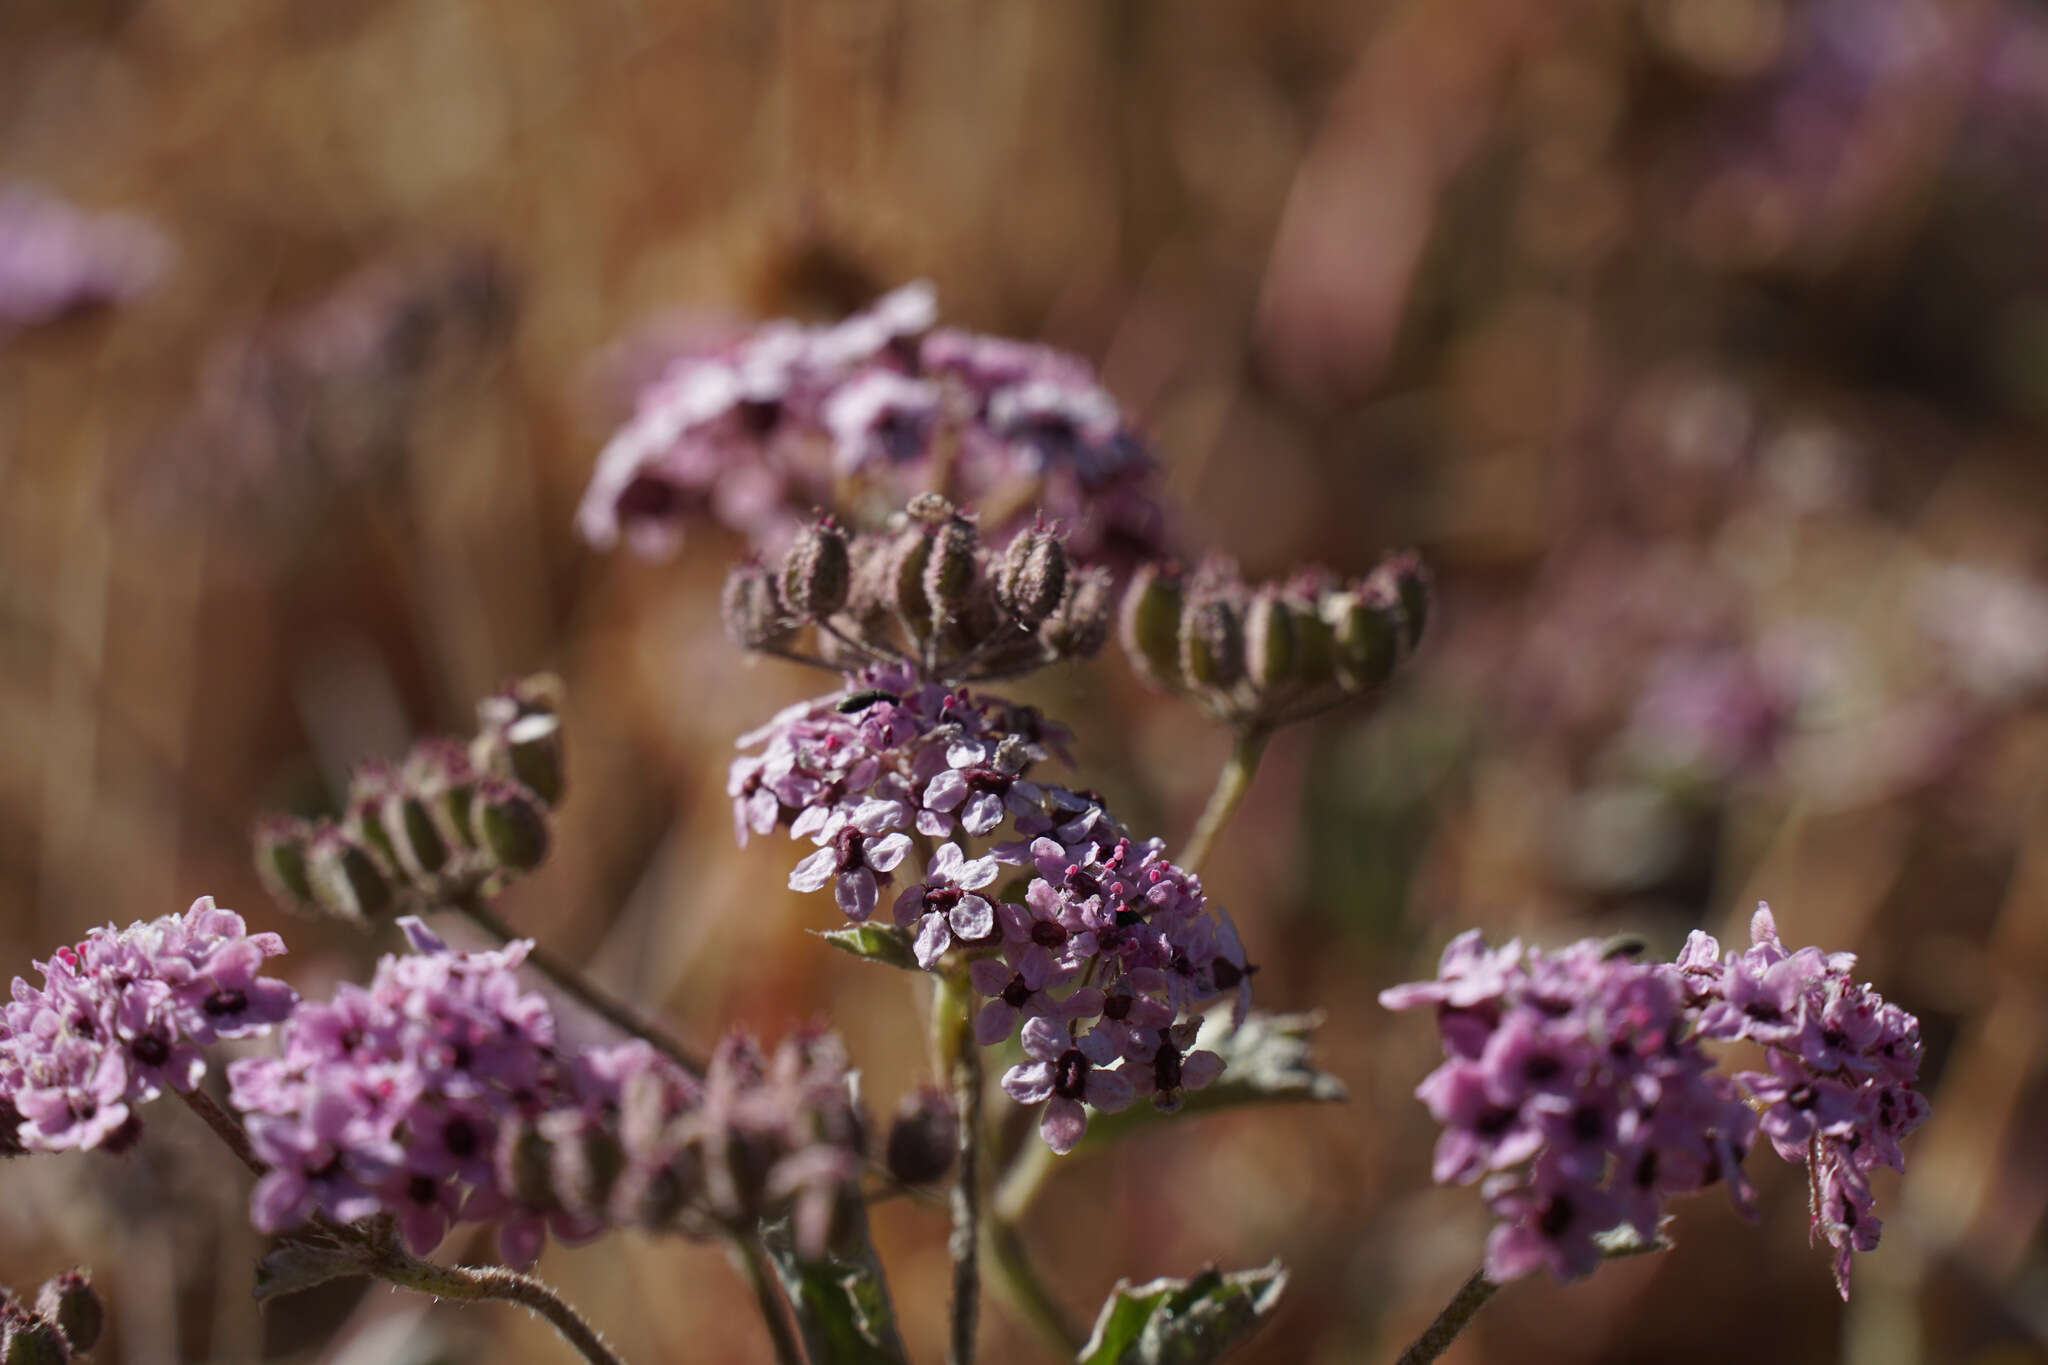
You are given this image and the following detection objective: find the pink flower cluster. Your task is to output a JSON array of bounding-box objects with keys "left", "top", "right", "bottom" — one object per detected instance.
[
  {"left": 0, "top": 898, "right": 296, "bottom": 1155},
  {"left": 578, "top": 283, "right": 1165, "bottom": 565},
  {"left": 1383, "top": 905, "right": 1927, "bottom": 1295},
  {"left": 1678, "top": 906, "right": 1928, "bottom": 1297},
  {"left": 228, "top": 919, "right": 865, "bottom": 1265}
]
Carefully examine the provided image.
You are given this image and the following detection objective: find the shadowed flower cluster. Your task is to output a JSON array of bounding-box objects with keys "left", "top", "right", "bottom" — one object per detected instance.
[
  {"left": 580, "top": 283, "right": 1165, "bottom": 564},
  {"left": 1676, "top": 905, "right": 1928, "bottom": 1297},
  {"left": 0, "top": 899, "right": 295, "bottom": 1157},
  {"left": 229, "top": 919, "right": 866, "bottom": 1266},
  {"left": 1384, "top": 905, "right": 1926, "bottom": 1295}
]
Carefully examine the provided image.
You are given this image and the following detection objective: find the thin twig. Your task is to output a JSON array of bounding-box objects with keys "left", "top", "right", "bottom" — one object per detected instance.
[
  {"left": 179, "top": 1087, "right": 266, "bottom": 1178},
  {"left": 445, "top": 888, "right": 704, "bottom": 1073},
  {"left": 1394, "top": 1268, "right": 1497, "bottom": 1365},
  {"left": 728, "top": 1235, "right": 806, "bottom": 1365},
  {"left": 1178, "top": 725, "right": 1270, "bottom": 875}
]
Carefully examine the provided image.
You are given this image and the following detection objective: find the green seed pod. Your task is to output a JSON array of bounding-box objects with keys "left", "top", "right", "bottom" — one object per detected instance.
[
  {"left": 1373, "top": 551, "right": 1431, "bottom": 654},
  {"left": 307, "top": 824, "right": 394, "bottom": 923},
  {"left": 253, "top": 816, "right": 319, "bottom": 915},
  {"left": 1180, "top": 595, "right": 1245, "bottom": 690},
  {"left": 475, "top": 675, "right": 566, "bottom": 808},
  {"left": 34, "top": 1272, "right": 99, "bottom": 1354},
  {"left": 403, "top": 739, "right": 480, "bottom": 853},
  {"left": 1326, "top": 581, "right": 1401, "bottom": 693},
  {"left": 888, "top": 524, "right": 936, "bottom": 638},
  {"left": 1244, "top": 589, "right": 1297, "bottom": 692},
  {"left": 0, "top": 1310, "right": 69, "bottom": 1365},
  {"left": 1118, "top": 562, "right": 1185, "bottom": 689},
  {"left": 495, "top": 1119, "right": 558, "bottom": 1209},
  {"left": 1289, "top": 592, "right": 1336, "bottom": 690},
  {"left": 471, "top": 779, "right": 550, "bottom": 873},
  {"left": 779, "top": 518, "right": 851, "bottom": 620},
  {"left": 541, "top": 1112, "right": 626, "bottom": 1220}
]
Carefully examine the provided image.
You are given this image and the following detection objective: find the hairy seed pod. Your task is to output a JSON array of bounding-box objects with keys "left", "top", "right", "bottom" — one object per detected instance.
[
  {"left": 996, "top": 526, "right": 1068, "bottom": 628},
  {"left": 34, "top": 1273, "right": 99, "bottom": 1354},
  {"left": 0, "top": 1308, "right": 69, "bottom": 1365},
  {"left": 404, "top": 738, "right": 480, "bottom": 852},
  {"left": 1180, "top": 595, "right": 1245, "bottom": 690},
  {"left": 1288, "top": 592, "right": 1336, "bottom": 690},
  {"left": 1373, "top": 551, "right": 1431, "bottom": 654},
  {"left": 495, "top": 1120, "right": 558, "bottom": 1209},
  {"left": 1119, "top": 561, "right": 1185, "bottom": 689},
  {"left": 780, "top": 517, "right": 852, "bottom": 620},
  {"left": 721, "top": 560, "right": 793, "bottom": 651},
  {"left": 888, "top": 524, "right": 936, "bottom": 638},
  {"left": 1042, "top": 567, "right": 1115, "bottom": 658},
  {"left": 921, "top": 514, "right": 980, "bottom": 624},
  {"left": 474, "top": 675, "right": 567, "bottom": 808}
]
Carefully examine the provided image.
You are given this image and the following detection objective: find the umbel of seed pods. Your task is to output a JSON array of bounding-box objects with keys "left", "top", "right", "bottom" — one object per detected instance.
[
  {"left": 722, "top": 495, "right": 1114, "bottom": 684},
  {"left": 1, "top": 1270, "right": 103, "bottom": 1365},
  {"left": 1120, "top": 554, "right": 1430, "bottom": 730},
  {"left": 253, "top": 676, "right": 567, "bottom": 923}
]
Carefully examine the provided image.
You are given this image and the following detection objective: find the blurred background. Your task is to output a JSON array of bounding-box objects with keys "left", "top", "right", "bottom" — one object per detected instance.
[{"left": 3, "top": 0, "right": 2047, "bottom": 1361}]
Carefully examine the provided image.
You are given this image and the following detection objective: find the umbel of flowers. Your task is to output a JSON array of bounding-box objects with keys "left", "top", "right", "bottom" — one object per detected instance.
[{"left": 1382, "top": 905, "right": 1927, "bottom": 1298}]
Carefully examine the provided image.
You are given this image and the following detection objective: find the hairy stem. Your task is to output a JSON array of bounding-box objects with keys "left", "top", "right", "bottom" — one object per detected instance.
[
  {"left": 182, "top": 1083, "right": 627, "bottom": 1365},
  {"left": 1179, "top": 726, "right": 1270, "bottom": 875},
  {"left": 1394, "top": 1268, "right": 1497, "bottom": 1365},
  {"left": 985, "top": 1218, "right": 1082, "bottom": 1355},
  {"left": 934, "top": 974, "right": 981, "bottom": 1365},
  {"left": 729, "top": 1235, "right": 806, "bottom": 1365},
  {"left": 445, "top": 888, "right": 704, "bottom": 1072}
]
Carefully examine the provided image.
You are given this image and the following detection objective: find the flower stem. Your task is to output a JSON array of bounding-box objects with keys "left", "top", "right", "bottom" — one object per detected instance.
[
  {"left": 984, "top": 1218, "right": 1082, "bottom": 1354},
  {"left": 445, "top": 888, "right": 704, "bottom": 1073},
  {"left": 934, "top": 973, "right": 981, "bottom": 1365},
  {"left": 1179, "top": 725, "right": 1270, "bottom": 875},
  {"left": 1394, "top": 1268, "right": 1497, "bottom": 1365},
  {"left": 181, "top": 1085, "right": 628, "bottom": 1365},
  {"left": 729, "top": 1235, "right": 806, "bottom": 1365}
]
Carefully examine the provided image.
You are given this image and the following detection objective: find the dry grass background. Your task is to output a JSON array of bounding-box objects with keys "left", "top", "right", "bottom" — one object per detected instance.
[{"left": 3, "top": 1, "right": 2048, "bottom": 1362}]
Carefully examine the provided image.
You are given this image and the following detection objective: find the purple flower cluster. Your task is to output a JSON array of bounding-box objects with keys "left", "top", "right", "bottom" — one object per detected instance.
[
  {"left": 578, "top": 283, "right": 1165, "bottom": 565},
  {"left": 229, "top": 920, "right": 866, "bottom": 1265},
  {"left": 0, "top": 899, "right": 296, "bottom": 1155},
  {"left": 0, "top": 182, "right": 169, "bottom": 335},
  {"left": 730, "top": 662, "right": 1065, "bottom": 922},
  {"left": 967, "top": 826, "right": 1247, "bottom": 1152},
  {"left": 1381, "top": 934, "right": 1758, "bottom": 1284},
  {"left": 1385, "top": 907, "right": 1928, "bottom": 1296},
  {"left": 1677, "top": 905, "right": 1928, "bottom": 1297}
]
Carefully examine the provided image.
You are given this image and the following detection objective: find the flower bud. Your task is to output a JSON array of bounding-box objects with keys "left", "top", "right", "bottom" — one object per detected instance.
[
  {"left": 921, "top": 513, "right": 980, "bottom": 625},
  {"left": 471, "top": 778, "right": 550, "bottom": 873},
  {"left": 1041, "top": 567, "right": 1114, "bottom": 658},
  {"left": 34, "top": 1273, "right": 99, "bottom": 1354},
  {"left": 721, "top": 560, "right": 793, "bottom": 651},
  {"left": 253, "top": 816, "right": 319, "bottom": 914},
  {"left": 1326, "top": 581, "right": 1401, "bottom": 693},
  {"left": 779, "top": 517, "right": 851, "bottom": 620},
  {"left": 1119, "top": 562, "right": 1185, "bottom": 689},
  {"left": 1, "top": 1308, "right": 69, "bottom": 1365},
  {"left": 884, "top": 1088, "right": 957, "bottom": 1186},
  {"left": 1180, "top": 595, "right": 1245, "bottom": 690},
  {"left": 307, "top": 824, "right": 394, "bottom": 922},
  {"left": 475, "top": 675, "right": 566, "bottom": 808},
  {"left": 996, "top": 526, "right": 1068, "bottom": 628},
  {"left": 1243, "top": 590, "right": 1297, "bottom": 691}
]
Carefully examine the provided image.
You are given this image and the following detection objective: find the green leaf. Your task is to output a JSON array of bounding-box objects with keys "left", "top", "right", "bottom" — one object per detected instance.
[
  {"left": 252, "top": 1242, "right": 367, "bottom": 1302},
  {"left": 1079, "top": 1011, "right": 1345, "bottom": 1149},
  {"left": 760, "top": 1206, "right": 909, "bottom": 1365},
  {"left": 1077, "top": 1261, "right": 1288, "bottom": 1365},
  {"left": 814, "top": 924, "right": 920, "bottom": 971}
]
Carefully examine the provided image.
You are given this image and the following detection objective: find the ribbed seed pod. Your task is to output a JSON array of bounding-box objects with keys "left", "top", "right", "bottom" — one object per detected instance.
[{"left": 1119, "top": 562, "right": 1186, "bottom": 689}]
